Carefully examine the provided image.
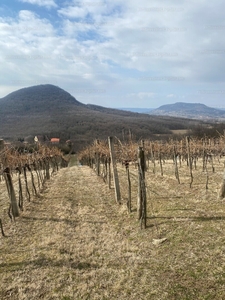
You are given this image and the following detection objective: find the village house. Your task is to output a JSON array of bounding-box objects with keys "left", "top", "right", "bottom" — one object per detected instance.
[{"left": 50, "top": 138, "right": 60, "bottom": 144}]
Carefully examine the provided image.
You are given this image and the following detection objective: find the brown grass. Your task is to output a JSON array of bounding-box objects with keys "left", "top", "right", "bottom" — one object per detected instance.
[
  {"left": 171, "top": 129, "right": 189, "bottom": 135},
  {"left": 1, "top": 157, "right": 225, "bottom": 299}
]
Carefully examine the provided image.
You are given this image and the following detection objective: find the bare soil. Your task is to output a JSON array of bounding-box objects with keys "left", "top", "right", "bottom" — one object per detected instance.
[{"left": 1, "top": 160, "right": 225, "bottom": 299}]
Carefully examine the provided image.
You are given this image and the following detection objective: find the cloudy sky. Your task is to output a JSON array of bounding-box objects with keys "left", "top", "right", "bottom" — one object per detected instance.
[{"left": 0, "top": 0, "right": 225, "bottom": 108}]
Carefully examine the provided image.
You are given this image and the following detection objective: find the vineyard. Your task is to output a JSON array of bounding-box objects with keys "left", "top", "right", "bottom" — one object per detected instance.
[
  {"left": 0, "top": 143, "right": 68, "bottom": 236},
  {"left": 78, "top": 135, "right": 225, "bottom": 223},
  {"left": 1, "top": 136, "right": 225, "bottom": 299}
]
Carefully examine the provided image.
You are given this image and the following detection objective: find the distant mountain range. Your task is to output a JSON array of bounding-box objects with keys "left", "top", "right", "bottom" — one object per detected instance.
[
  {"left": 0, "top": 85, "right": 202, "bottom": 151},
  {"left": 117, "top": 103, "right": 225, "bottom": 118},
  {"left": 149, "top": 102, "right": 225, "bottom": 119}
]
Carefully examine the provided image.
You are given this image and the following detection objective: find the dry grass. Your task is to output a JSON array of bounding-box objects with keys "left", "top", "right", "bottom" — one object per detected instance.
[
  {"left": 171, "top": 129, "right": 189, "bottom": 135},
  {"left": 1, "top": 157, "right": 225, "bottom": 299}
]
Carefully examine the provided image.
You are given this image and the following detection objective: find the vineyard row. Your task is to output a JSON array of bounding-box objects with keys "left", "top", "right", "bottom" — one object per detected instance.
[
  {"left": 78, "top": 136, "right": 225, "bottom": 229},
  {"left": 0, "top": 144, "right": 68, "bottom": 236}
]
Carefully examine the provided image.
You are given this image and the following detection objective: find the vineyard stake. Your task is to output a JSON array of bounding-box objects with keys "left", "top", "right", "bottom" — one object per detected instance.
[
  {"left": 218, "top": 162, "right": 225, "bottom": 199},
  {"left": 137, "top": 146, "right": 147, "bottom": 228},
  {"left": 186, "top": 136, "right": 193, "bottom": 188},
  {"left": 4, "top": 167, "right": 20, "bottom": 218},
  {"left": 108, "top": 136, "right": 121, "bottom": 204}
]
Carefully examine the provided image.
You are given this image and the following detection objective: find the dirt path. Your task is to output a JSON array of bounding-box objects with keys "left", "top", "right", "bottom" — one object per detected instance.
[
  {"left": 0, "top": 165, "right": 156, "bottom": 300},
  {"left": 2, "top": 162, "right": 225, "bottom": 299}
]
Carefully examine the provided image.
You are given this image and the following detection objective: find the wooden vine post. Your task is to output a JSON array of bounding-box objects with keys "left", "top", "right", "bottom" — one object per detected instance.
[
  {"left": 179, "top": 139, "right": 183, "bottom": 167},
  {"left": 107, "top": 156, "right": 111, "bottom": 189},
  {"left": 23, "top": 165, "right": 31, "bottom": 201},
  {"left": 45, "top": 158, "right": 50, "bottom": 180},
  {"left": 218, "top": 162, "right": 225, "bottom": 199},
  {"left": 1, "top": 141, "right": 6, "bottom": 234},
  {"left": 4, "top": 167, "right": 20, "bottom": 218},
  {"left": 0, "top": 219, "right": 5, "bottom": 237},
  {"left": 186, "top": 136, "right": 193, "bottom": 188},
  {"left": 0, "top": 139, "right": 4, "bottom": 151},
  {"left": 124, "top": 160, "right": 131, "bottom": 213},
  {"left": 94, "top": 139, "right": 100, "bottom": 176},
  {"left": 108, "top": 136, "right": 121, "bottom": 204},
  {"left": 173, "top": 145, "right": 180, "bottom": 184},
  {"left": 158, "top": 141, "right": 163, "bottom": 176},
  {"left": 16, "top": 167, "right": 24, "bottom": 211},
  {"left": 137, "top": 146, "right": 147, "bottom": 229},
  {"left": 150, "top": 142, "right": 156, "bottom": 173},
  {"left": 202, "top": 139, "right": 207, "bottom": 172}
]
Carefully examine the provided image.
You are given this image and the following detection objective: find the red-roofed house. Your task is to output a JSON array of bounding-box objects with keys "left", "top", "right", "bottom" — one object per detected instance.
[{"left": 50, "top": 138, "right": 60, "bottom": 144}]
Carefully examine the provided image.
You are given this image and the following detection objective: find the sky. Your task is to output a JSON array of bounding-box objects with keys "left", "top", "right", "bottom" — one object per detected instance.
[{"left": 0, "top": 0, "right": 225, "bottom": 109}]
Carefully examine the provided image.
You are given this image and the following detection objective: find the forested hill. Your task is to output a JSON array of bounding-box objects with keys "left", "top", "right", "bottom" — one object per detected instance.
[
  {"left": 0, "top": 84, "right": 84, "bottom": 113},
  {"left": 0, "top": 84, "right": 207, "bottom": 151},
  {"left": 150, "top": 102, "right": 225, "bottom": 119}
]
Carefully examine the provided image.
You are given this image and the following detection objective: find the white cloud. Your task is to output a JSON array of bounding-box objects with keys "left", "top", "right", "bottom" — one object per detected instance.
[
  {"left": 19, "top": 0, "right": 57, "bottom": 8},
  {"left": 57, "top": 0, "right": 107, "bottom": 19},
  {"left": 0, "top": 8, "right": 119, "bottom": 103},
  {"left": 167, "top": 94, "right": 175, "bottom": 98},
  {"left": 1, "top": 0, "right": 225, "bottom": 108},
  {"left": 58, "top": 6, "right": 87, "bottom": 19},
  {"left": 128, "top": 92, "right": 155, "bottom": 99}
]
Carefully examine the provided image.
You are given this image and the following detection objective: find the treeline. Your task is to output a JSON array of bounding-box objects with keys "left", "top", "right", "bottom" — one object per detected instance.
[{"left": 191, "top": 123, "right": 225, "bottom": 139}]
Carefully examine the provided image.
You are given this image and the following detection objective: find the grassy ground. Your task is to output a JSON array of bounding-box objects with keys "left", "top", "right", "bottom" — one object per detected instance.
[{"left": 1, "top": 157, "right": 225, "bottom": 299}]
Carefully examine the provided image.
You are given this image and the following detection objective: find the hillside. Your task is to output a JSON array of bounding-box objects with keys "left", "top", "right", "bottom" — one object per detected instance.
[
  {"left": 0, "top": 85, "right": 206, "bottom": 151},
  {"left": 150, "top": 102, "right": 225, "bottom": 119}
]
